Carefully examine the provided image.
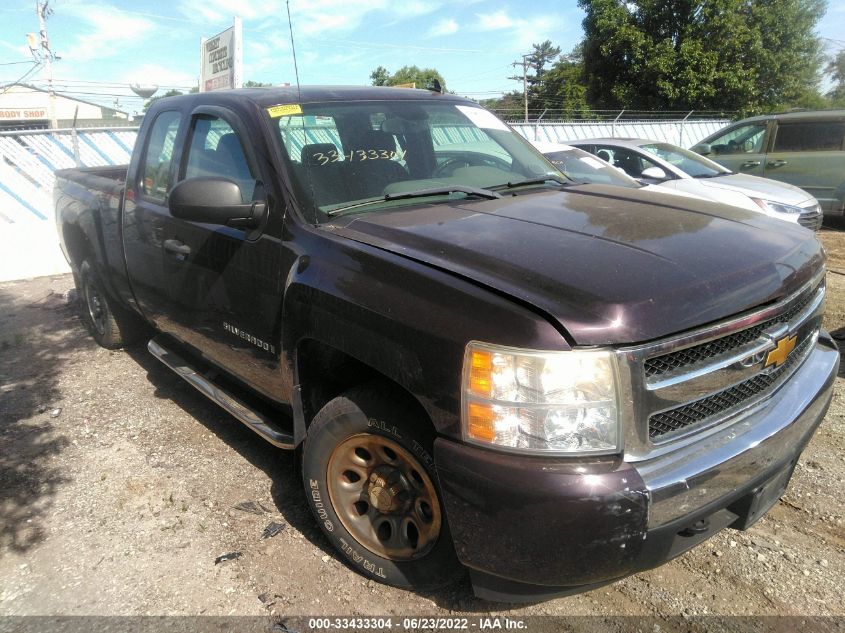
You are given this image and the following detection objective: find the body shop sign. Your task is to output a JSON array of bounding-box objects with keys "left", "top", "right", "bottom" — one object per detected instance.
[
  {"left": 200, "top": 18, "right": 242, "bottom": 92},
  {"left": 0, "top": 109, "right": 47, "bottom": 120}
]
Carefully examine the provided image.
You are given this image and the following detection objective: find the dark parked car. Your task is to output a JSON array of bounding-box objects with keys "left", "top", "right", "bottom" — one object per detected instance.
[
  {"left": 53, "top": 86, "right": 838, "bottom": 602},
  {"left": 692, "top": 110, "right": 845, "bottom": 217}
]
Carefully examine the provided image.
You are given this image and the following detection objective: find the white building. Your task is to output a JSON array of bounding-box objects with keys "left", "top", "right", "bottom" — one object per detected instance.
[{"left": 0, "top": 83, "right": 129, "bottom": 130}]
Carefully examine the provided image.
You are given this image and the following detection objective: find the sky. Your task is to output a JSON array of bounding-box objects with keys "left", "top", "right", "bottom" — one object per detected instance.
[{"left": 1, "top": 0, "right": 845, "bottom": 116}]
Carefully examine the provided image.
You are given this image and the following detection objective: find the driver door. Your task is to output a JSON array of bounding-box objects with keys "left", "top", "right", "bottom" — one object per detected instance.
[
  {"left": 700, "top": 122, "right": 770, "bottom": 175},
  {"left": 157, "top": 107, "right": 285, "bottom": 399}
]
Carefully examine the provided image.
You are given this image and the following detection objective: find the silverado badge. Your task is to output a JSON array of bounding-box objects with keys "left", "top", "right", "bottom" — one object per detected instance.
[{"left": 765, "top": 334, "right": 797, "bottom": 369}]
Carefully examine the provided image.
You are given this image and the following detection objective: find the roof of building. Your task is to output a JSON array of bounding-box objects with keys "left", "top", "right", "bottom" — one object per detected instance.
[{"left": 0, "top": 83, "right": 129, "bottom": 117}]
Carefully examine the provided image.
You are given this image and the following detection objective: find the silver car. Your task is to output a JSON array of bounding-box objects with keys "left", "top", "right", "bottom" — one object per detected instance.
[{"left": 569, "top": 138, "right": 823, "bottom": 230}]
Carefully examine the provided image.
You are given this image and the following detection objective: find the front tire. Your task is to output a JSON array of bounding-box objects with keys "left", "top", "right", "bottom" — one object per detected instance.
[
  {"left": 78, "top": 260, "right": 146, "bottom": 349},
  {"left": 302, "top": 382, "right": 462, "bottom": 590}
]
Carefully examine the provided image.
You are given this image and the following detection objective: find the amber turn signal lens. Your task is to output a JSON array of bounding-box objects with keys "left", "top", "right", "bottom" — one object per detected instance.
[
  {"left": 467, "top": 402, "right": 496, "bottom": 442},
  {"left": 469, "top": 350, "right": 493, "bottom": 396}
]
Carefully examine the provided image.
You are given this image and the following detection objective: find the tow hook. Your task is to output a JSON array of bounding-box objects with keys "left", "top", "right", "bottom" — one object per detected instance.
[{"left": 679, "top": 517, "right": 710, "bottom": 537}]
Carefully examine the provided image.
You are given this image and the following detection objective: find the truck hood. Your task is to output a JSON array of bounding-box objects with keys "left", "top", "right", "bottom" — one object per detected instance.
[
  {"left": 327, "top": 185, "right": 823, "bottom": 346},
  {"left": 698, "top": 173, "right": 814, "bottom": 206}
]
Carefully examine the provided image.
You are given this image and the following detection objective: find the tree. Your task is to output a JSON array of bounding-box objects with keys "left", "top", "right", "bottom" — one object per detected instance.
[
  {"left": 827, "top": 51, "right": 845, "bottom": 104},
  {"left": 143, "top": 89, "right": 184, "bottom": 112},
  {"left": 370, "top": 66, "right": 391, "bottom": 86},
  {"left": 537, "top": 51, "right": 592, "bottom": 117},
  {"left": 368, "top": 65, "right": 446, "bottom": 90},
  {"left": 480, "top": 91, "right": 525, "bottom": 118},
  {"left": 578, "top": 0, "right": 826, "bottom": 114},
  {"left": 525, "top": 40, "right": 561, "bottom": 90},
  {"left": 243, "top": 80, "right": 272, "bottom": 87}
]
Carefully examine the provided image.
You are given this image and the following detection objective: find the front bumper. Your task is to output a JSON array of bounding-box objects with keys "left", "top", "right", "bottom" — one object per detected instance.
[{"left": 434, "top": 332, "right": 838, "bottom": 602}]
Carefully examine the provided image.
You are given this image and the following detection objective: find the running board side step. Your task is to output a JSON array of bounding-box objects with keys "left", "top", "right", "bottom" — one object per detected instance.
[{"left": 148, "top": 337, "right": 295, "bottom": 449}]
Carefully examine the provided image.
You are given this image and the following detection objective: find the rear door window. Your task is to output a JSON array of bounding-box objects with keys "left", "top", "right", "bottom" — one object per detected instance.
[{"left": 773, "top": 121, "right": 845, "bottom": 152}]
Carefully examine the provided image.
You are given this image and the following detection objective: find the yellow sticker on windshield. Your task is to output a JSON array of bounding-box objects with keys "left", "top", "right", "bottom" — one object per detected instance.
[{"left": 267, "top": 104, "right": 303, "bottom": 117}]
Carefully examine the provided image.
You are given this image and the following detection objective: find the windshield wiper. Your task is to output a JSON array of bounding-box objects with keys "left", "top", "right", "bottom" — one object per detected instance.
[
  {"left": 490, "top": 174, "right": 572, "bottom": 190},
  {"left": 325, "top": 185, "right": 501, "bottom": 217},
  {"left": 692, "top": 173, "right": 729, "bottom": 178}
]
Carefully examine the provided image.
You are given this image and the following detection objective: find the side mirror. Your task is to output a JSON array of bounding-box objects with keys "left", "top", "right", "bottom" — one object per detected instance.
[
  {"left": 639, "top": 166, "right": 668, "bottom": 181},
  {"left": 169, "top": 177, "right": 263, "bottom": 228},
  {"left": 691, "top": 143, "right": 711, "bottom": 156}
]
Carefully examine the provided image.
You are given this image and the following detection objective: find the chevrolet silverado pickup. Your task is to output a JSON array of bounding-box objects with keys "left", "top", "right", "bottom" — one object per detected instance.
[{"left": 54, "top": 86, "right": 838, "bottom": 602}]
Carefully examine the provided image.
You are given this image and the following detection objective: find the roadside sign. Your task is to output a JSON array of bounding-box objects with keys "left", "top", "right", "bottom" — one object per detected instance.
[{"left": 199, "top": 17, "right": 243, "bottom": 92}]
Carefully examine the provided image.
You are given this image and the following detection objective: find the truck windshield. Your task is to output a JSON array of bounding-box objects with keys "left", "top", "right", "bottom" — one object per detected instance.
[{"left": 268, "top": 100, "right": 560, "bottom": 221}]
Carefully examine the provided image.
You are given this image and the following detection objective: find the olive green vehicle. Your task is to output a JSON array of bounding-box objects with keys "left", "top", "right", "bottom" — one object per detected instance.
[{"left": 692, "top": 110, "right": 845, "bottom": 216}]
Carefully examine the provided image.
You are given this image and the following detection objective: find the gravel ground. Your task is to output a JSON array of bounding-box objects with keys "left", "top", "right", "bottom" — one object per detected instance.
[{"left": 1, "top": 227, "right": 844, "bottom": 624}]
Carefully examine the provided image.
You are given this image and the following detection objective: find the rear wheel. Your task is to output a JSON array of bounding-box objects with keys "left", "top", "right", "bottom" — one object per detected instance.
[
  {"left": 302, "top": 382, "right": 462, "bottom": 590},
  {"left": 78, "top": 260, "right": 146, "bottom": 349}
]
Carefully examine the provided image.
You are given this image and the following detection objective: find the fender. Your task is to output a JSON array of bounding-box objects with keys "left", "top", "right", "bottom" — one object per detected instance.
[{"left": 280, "top": 224, "right": 568, "bottom": 440}]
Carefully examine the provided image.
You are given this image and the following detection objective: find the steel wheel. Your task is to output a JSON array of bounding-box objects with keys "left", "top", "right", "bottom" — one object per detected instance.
[
  {"left": 83, "top": 277, "right": 107, "bottom": 336},
  {"left": 327, "top": 433, "right": 442, "bottom": 561}
]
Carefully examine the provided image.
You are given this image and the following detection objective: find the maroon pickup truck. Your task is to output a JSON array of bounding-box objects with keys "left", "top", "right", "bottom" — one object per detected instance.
[{"left": 54, "top": 86, "right": 838, "bottom": 601}]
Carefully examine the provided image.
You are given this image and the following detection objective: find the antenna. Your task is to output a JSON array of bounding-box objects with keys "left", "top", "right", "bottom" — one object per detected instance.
[
  {"left": 286, "top": 0, "right": 317, "bottom": 225},
  {"left": 286, "top": 0, "right": 302, "bottom": 103}
]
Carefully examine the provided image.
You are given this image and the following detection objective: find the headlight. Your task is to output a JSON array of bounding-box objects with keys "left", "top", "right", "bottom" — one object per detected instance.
[
  {"left": 750, "top": 198, "right": 804, "bottom": 216},
  {"left": 462, "top": 341, "right": 621, "bottom": 455}
]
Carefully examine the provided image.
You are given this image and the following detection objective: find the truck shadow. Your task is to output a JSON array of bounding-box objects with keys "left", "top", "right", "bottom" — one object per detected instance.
[
  {"left": 0, "top": 279, "right": 82, "bottom": 555},
  {"left": 122, "top": 343, "right": 522, "bottom": 612}
]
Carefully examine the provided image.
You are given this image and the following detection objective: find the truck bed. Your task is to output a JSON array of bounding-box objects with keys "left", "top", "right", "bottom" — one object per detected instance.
[{"left": 54, "top": 165, "right": 128, "bottom": 197}]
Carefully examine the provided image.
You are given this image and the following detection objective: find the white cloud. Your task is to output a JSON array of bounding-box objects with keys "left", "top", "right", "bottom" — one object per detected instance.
[
  {"left": 177, "top": 0, "right": 278, "bottom": 23},
  {"left": 257, "top": 0, "right": 442, "bottom": 36},
  {"left": 511, "top": 15, "right": 565, "bottom": 50},
  {"left": 391, "top": 1, "right": 442, "bottom": 18},
  {"left": 427, "top": 18, "right": 459, "bottom": 38},
  {"left": 0, "top": 40, "right": 32, "bottom": 61},
  {"left": 121, "top": 64, "right": 198, "bottom": 90},
  {"left": 60, "top": 5, "right": 155, "bottom": 62},
  {"left": 474, "top": 10, "right": 565, "bottom": 52},
  {"left": 477, "top": 10, "right": 513, "bottom": 30}
]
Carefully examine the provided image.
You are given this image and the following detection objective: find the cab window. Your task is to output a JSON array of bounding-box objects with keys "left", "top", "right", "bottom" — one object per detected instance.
[
  {"left": 708, "top": 123, "right": 767, "bottom": 155},
  {"left": 183, "top": 115, "right": 257, "bottom": 203},
  {"left": 140, "top": 110, "right": 181, "bottom": 202}
]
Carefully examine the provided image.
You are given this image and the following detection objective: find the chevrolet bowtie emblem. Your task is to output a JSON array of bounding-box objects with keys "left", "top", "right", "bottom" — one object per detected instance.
[{"left": 765, "top": 334, "right": 797, "bottom": 369}]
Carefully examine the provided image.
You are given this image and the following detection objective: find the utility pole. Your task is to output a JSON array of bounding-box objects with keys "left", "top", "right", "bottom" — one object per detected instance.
[
  {"left": 36, "top": 1, "right": 58, "bottom": 129},
  {"left": 510, "top": 54, "right": 530, "bottom": 123}
]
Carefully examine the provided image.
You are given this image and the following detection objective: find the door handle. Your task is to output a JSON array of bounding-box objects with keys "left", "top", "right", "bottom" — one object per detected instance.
[
  {"left": 163, "top": 239, "right": 191, "bottom": 257},
  {"left": 741, "top": 160, "right": 761, "bottom": 169},
  {"left": 767, "top": 160, "right": 788, "bottom": 168}
]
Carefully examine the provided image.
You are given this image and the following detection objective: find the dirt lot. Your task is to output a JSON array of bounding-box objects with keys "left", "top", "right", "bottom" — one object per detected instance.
[{"left": 1, "top": 229, "right": 844, "bottom": 624}]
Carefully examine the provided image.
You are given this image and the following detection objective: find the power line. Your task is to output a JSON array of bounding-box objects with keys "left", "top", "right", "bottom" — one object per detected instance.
[{"left": 0, "top": 62, "right": 42, "bottom": 95}]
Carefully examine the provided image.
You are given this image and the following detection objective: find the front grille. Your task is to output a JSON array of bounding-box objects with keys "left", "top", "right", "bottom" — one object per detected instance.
[
  {"left": 798, "top": 211, "right": 822, "bottom": 231},
  {"left": 648, "top": 334, "right": 814, "bottom": 439},
  {"left": 644, "top": 283, "right": 819, "bottom": 378}
]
